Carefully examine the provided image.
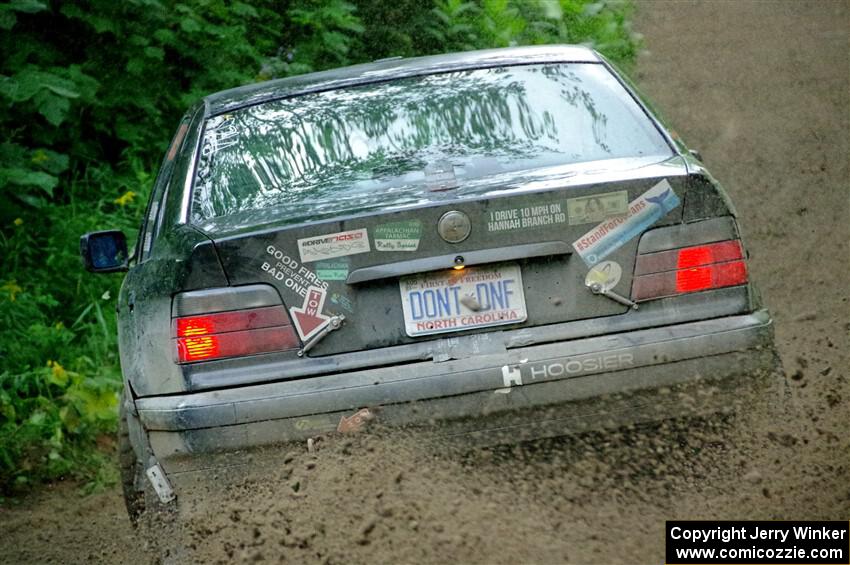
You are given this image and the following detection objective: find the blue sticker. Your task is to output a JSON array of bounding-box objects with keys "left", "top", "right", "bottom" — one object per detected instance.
[{"left": 572, "top": 179, "right": 680, "bottom": 266}]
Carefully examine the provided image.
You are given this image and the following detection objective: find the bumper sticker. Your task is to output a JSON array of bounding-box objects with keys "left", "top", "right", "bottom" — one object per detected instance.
[
  {"left": 289, "top": 286, "right": 330, "bottom": 341},
  {"left": 329, "top": 292, "right": 355, "bottom": 314},
  {"left": 572, "top": 179, "right": 680, "bottom": 266},
  {"left": 374, "top": 220, "right": 422, "bottom": 252},
  {"left": 262, "top": 245, "right": 328, "bottom": 297},
  {"left": 584, "top": 260, "right": 622, "bottom": 290},
  {"left": 298, "top": 228, "right": 370, "bottom": 262},
  {"left": 527, "top": 353, "right": 634, "bottom": 380},
  {"left": 567, "top": 190, "right": 629, "bottom": 225},
  {"left": 487, "top": 202, "right": 566, "bottom": 232},
  {"left": 315, "top": 260, "right": 349, "bottom": 281}
]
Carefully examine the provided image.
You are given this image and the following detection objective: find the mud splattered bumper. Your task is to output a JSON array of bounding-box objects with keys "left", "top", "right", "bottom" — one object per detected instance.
[{"left": 136, "top": 309, "right": 781, "bottom": 477}]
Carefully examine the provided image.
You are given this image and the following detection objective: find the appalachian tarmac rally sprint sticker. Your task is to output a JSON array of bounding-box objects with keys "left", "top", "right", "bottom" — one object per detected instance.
[{"left": 374, "top": 220, "right": 422, "bottom": 251}]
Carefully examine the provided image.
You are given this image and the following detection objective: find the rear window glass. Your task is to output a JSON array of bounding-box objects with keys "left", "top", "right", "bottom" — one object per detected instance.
[{"left": 191, "top": 63, "right": 672, "bottom": 223}]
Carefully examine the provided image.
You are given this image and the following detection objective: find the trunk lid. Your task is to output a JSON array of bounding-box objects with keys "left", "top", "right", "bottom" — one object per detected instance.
[{"left": 208, "top": 156, "right": 688, "bottom": 356}]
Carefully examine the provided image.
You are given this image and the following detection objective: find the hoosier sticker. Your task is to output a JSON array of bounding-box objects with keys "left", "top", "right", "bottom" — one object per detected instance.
[
  {"left": 572, "top": 179, "right": 680, "bottom": 266},
  {"left": 297, "top": 228, "right": 370, "bottom": 262}
]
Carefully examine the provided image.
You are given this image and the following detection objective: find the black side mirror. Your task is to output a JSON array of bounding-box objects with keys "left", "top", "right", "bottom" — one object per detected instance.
[{"left": 80, "top": 230, "right": 129, "bottom": 273}]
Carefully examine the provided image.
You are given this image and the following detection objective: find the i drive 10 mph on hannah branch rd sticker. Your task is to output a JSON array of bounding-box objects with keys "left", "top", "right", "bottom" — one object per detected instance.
[
  {"left": 573, "top": 179, "right": 680, "bottom": 266},
  {"left": 400, "top": 263, "right": 527, "bottom": 337}
]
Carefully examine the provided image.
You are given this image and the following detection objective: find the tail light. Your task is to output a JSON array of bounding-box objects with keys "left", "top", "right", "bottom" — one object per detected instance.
[
  {"left": 631, "top": 240, "right": 748, "bottom": 302},
  {"left": 173, "top": 305, "right": 298, "bottom": 363}
]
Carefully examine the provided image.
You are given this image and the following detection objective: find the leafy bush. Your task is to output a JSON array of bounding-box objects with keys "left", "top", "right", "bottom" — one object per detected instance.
[{"left": 0, "top": 0, "right": 638, "bottom": 493}]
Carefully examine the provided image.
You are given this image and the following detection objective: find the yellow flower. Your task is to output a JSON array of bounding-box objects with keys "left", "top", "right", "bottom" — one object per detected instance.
[
  {"left": 1, "top": 280, "right": 22, "bottom": 301},
  {"left": 31, "top": 150, "right": 49, "bottom": 164},
  {"left": 47, "top": 360, "right": 69, "bottom": 387},
  {"left": 13, "top": 217, "right": 23, "bottom": 226},
  {"left": 114, "top": 190, "right": 137, "bottom": 207}
]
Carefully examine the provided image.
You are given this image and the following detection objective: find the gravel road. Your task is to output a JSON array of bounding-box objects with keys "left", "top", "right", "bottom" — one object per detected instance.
[{"left": 1, "top": 1, "right": 847, "bottom": 563}]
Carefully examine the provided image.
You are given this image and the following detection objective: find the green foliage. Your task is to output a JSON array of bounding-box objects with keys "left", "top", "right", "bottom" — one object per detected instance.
[
  {"left": 353, "top": 0, "right": 638, "bottom": 63},
  {"left": 0, "top": 0, "right": 638, "bottom": 493},
  {"left": 0, "top": 165, "right": 145, "bottom": 493}
]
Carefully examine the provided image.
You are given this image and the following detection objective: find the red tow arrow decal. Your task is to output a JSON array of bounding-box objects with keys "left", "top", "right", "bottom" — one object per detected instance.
[{"left": 289, "top": 286, "right": 330, "bottom": 341}]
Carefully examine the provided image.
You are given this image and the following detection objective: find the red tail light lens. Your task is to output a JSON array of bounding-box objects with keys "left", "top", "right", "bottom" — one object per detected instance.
[
  {"left": 677, "top": 240, "right": 744, "bottom": 269},
  {"left": 173, "top": 305, "right": 298, "bottom": 363},
  {"left": 675, "top": 266, "right": 714, "bottom": 293},
  {"left": 181, "top": 335, "right": 219, "bottom": 361},
  {"left": 632, "top": 240, "right": 747, "bottom": 301},
  {"left": 175, "top": 307, "right": 290, "bottom": 338}
]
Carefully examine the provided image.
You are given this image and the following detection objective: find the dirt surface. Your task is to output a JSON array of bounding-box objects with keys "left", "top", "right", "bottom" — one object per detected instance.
[{"left": 1, "top": 1, "right": 848, "bottom": 563}]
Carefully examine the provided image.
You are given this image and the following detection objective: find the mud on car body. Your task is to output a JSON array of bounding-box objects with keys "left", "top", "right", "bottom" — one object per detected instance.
[{"left": 80, "top": 45, "right": 782, "bottom": 520}]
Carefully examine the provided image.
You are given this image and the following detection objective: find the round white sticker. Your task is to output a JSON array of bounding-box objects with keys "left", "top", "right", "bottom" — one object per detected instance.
[{"left": 584, "top": 261, "right": 622, "bottom": 291}]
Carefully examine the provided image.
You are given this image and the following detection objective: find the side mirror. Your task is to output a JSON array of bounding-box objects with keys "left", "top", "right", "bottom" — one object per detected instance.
[
  {"left": 688, "top": 148, "right": 704, "bottom": 162},
  {"left": 80, "top": 230, "right": 129, "bottom": 273}
]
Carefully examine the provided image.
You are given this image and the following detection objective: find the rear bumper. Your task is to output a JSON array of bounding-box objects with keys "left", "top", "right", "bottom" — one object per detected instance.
[{"left": 136, "top": 310, "right": 781, "bottom": 474}]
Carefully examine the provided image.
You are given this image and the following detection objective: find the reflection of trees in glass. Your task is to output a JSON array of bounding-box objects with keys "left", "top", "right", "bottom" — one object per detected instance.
[
  {"left": 542, "top": 64, "right": 611, "bottom": 152},
  {"left": 192, "top": 63, "right": 667, "bottom": 221}
]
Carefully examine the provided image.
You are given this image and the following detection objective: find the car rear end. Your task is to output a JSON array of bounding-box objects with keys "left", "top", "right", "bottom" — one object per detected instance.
[{"left": 121, "top": 46, "right": 782, "bottom": 500}]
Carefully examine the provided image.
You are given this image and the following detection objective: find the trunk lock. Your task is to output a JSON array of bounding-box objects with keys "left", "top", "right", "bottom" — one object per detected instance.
[{"left": 438, "top": 211, "right": 471, "bottom": 243}]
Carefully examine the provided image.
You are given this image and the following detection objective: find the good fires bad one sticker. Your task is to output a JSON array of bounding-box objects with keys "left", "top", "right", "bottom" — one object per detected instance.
[
  {"left": 262, "top": 245, "right": 328, "bottom": 297},
  {"left": 572, "top": 179, "right": 680, "bottom": 267},
  {"left": 297, "top": 228, "right": 370, "bottom": 262}
]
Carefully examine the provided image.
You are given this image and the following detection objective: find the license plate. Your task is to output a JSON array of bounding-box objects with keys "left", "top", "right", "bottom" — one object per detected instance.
[{"left": 400, "top": 263, "right": 527, "bottom": 337}]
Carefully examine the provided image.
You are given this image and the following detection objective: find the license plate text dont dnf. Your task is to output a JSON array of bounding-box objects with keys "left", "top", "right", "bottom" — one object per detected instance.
[{"left": 400, "top": 264, "right": 527, "bottom": 336}]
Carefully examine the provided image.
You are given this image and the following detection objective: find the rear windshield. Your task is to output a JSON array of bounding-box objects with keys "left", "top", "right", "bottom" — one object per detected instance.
[{"left": 191, "top": 63, "right": 673, "bottom": 223}]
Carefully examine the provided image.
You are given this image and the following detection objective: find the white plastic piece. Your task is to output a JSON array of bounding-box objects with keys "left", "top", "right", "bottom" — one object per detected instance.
[
  {"left": 145, "top": 463, "right": 176, "bottom": 504},
  {"left": 501, "top": 365, "right": 523, "bottom": 387}
]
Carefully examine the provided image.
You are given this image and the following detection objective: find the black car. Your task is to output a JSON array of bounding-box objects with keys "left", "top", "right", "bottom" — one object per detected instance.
[{"left": 81, "top": 45, "right": 783, "bottom": 521}]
